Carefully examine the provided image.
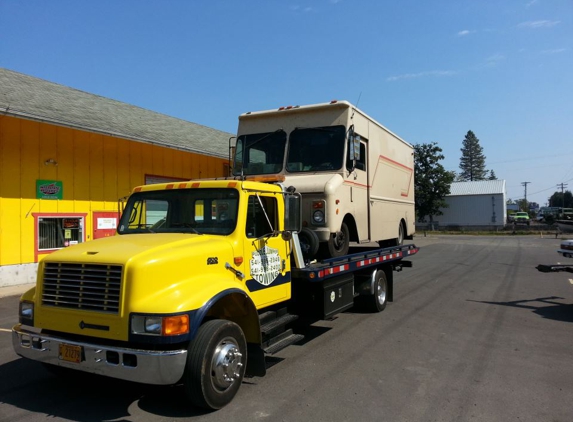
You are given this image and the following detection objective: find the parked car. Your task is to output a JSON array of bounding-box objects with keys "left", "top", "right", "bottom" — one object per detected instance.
[
  {"left": 513, "top": 212, "right": 530, "bottom": 225},
  {"left": 557, "top": 239, "right": 573, "bottom": 259},
  {"left": 536, "top": 206, "right": 560, "bottom": 222},
  {"left": 559, "top": 208, "right": 573, "bottom": 220}
]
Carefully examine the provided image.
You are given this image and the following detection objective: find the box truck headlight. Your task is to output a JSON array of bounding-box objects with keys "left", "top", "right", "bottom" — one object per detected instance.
[
  {"left": 131, "top": 314, "right": 189, "bottom": 336},
  {"left": 313, "top": 210, "right": 325, "bottom": 224},
  {"left": 312, "top": 200, "right": 326, "bottom": 225}
]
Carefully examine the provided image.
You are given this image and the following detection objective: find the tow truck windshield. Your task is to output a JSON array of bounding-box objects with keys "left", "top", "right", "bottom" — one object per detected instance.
[{"left": 118, "top": 188, "right": 239, "bottom": 235}]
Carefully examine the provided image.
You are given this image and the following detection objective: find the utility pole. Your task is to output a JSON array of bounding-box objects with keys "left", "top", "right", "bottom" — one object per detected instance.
[
  {"left": 557, "top": 183, "right": 568, "bottom": 208},
  {"left": 522, "top": 182, "right": 530, "bottom": 211}
]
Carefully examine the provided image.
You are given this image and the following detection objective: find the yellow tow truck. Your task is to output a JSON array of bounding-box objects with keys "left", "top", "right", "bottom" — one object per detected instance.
[{"left": 13, "top": 176, "right": 418, "bottom": 409}]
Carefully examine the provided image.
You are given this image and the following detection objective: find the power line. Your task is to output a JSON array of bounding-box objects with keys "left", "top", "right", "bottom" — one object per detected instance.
[{"left": 526, "top": 176, "right": 573, "bottom": 196}]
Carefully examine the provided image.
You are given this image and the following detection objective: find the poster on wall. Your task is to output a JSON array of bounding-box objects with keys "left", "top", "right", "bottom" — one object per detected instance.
[
  {"left": 36, "top": 180, "right": 63, "bottom": 200},
  {"left": 97, "top": 218, "right": 117, "bottom": 229}
]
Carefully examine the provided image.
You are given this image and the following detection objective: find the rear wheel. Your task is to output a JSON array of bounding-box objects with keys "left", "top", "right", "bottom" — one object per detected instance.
[
  {"left": 377, "top": 223, "right": 405, "bottom": 248},
  {"left": 327, "top": 222, "right": 350, "bottom": 257},
  {"left": 183, "top": 319, "right": 246, "bottom": 410},
  {"left": 396, "top": 222, "right": 405, "bottom": 246},
  {"left": 368, "top": 270, "right": 388, "bottom": 312}
]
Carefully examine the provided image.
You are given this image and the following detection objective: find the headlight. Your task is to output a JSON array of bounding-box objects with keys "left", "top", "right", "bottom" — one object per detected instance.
[
  {"left": 20, "top": 301, "right": 34, "bottom": 321},
  {"left": 144, "top": 317, "right": 162, "bottom": 334},
  {"left": 313, "top": 210, "right": 325, "bottom": 224},
  {"left": 312, "top": 200, "right": 326, "bottom": 225},
  {"left": 131, "top": 314, "right": 189, "bottom": 336}
]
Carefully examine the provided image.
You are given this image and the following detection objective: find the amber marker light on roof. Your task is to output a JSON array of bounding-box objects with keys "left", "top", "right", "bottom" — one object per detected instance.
[{"left": 244, "top": 175, "right": 286, "bottom": 183}]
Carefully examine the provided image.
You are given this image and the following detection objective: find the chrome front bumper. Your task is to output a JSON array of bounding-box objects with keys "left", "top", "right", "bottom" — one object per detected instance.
[{"left": 12, "top": 324, "right": 188, "bottom": 385}]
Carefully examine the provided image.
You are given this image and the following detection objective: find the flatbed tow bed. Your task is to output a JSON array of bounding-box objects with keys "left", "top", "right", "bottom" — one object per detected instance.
[{"left": 293, "top": 244, "right": 419, "bottom": 281}]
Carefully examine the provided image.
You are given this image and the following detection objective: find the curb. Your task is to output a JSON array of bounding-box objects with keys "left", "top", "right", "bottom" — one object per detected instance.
[{"left": 0, "top": 283, "right": 35, "bottom": 299}]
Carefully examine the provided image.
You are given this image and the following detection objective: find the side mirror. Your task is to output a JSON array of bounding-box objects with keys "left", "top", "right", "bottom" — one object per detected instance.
[
  {"left": 347, "top": 125, "right": 360, "bottom": 164},
  {"left": 352, "top": 135, "right": 361, "bottom": 161},
  {"left": 284, "top": 193, "right": 302, "bottom": 232}
]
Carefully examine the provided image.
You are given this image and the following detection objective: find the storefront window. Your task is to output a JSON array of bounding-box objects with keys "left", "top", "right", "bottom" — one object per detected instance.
[{"left": 36, "top": 216, "right": 84, "bottom": 251}]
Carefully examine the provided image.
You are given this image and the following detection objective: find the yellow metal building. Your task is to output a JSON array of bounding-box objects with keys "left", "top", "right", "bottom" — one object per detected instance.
[{"left": 0, "top": 68, "right": 231, "bottom": 287}]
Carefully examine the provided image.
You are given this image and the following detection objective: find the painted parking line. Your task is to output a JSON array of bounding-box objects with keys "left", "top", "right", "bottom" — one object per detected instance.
[{"left": 569, "top": 279, "right": 573, "bottom": 285}]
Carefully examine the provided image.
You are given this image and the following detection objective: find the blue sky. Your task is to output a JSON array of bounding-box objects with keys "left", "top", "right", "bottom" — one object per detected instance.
[{"left": 1, "top": 0, "right": 571, "bottom": 206}]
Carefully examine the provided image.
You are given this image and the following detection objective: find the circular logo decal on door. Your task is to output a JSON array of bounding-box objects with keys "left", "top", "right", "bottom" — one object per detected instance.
[{"left": 250, "top": 245, "right": 282, "bottom": 286}]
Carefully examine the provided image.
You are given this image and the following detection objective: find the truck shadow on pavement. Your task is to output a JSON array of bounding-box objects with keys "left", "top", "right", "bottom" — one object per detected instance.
[
  {"left": 467, "top": 296, "right": 573, "bottom": 323},
  {"left": 0, "top": 359, "right": 209, "bottom": 419}
]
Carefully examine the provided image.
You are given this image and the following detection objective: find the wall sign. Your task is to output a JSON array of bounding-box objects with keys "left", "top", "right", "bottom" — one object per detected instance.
[
  {"left": 37, "top": 180, "right": 63, "bottom": 200},
  {"left": 97, "top": 217, "right": 117, "bottom": 230}
]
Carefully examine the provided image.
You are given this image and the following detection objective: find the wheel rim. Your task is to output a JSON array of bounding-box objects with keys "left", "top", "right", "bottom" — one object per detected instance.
[
  {"left": 333, "top": 230, "right": 346, "bottom": 251},
  {"left": 210, "top": 337, "right": 244, "bottom": 392},
  {"left": 299, "top": 236, "right": 310, "bottom": 254},
  {"left": 398, "top": 224, "right": 404, "bottom": 245},
  {"left": 376, "top": 279, "right": 386, "bottom": 305}
]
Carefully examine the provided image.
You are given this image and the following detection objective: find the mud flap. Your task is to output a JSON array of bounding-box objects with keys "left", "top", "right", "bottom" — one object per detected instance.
[{"left": 246, "top": 343, "right": 266, "bottom": 377}]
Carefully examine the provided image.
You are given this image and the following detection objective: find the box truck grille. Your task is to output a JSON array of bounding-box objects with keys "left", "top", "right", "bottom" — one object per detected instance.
[{"left": 42, "top": 263, "right": 122, "bottom": 313}]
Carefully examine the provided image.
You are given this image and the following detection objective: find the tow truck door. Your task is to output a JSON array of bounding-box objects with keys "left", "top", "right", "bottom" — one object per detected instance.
[{"left": 242, "top": 193, "right": 291, "bottom": 309}]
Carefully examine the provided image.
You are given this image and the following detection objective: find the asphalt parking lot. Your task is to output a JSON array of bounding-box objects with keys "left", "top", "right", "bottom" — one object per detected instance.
[{"left": 1, "top": 235, "right": 572, "bottom": 422}]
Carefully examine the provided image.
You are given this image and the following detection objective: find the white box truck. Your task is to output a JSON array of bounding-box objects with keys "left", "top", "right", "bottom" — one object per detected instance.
[{"left": 232, "top": 100, "right": 415, "bottom": 258}]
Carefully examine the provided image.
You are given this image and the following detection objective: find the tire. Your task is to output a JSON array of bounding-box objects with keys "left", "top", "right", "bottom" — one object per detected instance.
[
  {"left": 298, "top": 227, "right": 320, "bottom": 260},
  {"left": 368, "top": 270, "right": 388, "bottom": 313},
  {"left": 327, "top": 222, "right": 350, "bottom": 257},
  {"left": 377, "top": 223, "right": 404, "bottom": 248},
  {"left": 396, "top": 222, "right": 404, "bottom": 246},
  {"left": 183, "top": 319, "right": 247, "bottom": 410}
]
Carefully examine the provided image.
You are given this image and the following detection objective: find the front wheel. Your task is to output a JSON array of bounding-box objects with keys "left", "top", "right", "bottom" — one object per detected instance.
[
  {"left": 298, "top": 227, "right": 320, "bottom": 260},
  {"left": 183, "top": 319, "right": 247, "bottom": 410},
  {"left": 327, "top": 222, "right": 350, "bottom": 257}
]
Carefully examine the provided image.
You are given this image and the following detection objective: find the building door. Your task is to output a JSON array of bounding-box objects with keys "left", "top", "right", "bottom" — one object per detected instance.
[{"left": 93, "top": 211, "right": 120, "bottom": 240}]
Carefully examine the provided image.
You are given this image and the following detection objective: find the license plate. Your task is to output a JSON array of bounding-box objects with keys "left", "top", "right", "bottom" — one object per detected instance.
[{"left": 59, "top": 343, "right": 82, "bottom": 363}]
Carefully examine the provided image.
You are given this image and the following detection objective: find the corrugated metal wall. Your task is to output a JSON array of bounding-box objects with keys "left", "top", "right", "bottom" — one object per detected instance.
[
  {"left": 435, "top": 194, "right": 506, "bottom": 227},
  {"left": 0, "top": 115, "right": 227, "bottom": 266}
]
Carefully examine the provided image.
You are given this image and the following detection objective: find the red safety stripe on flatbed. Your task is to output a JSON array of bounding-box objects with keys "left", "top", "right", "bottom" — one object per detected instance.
[
  {"left": 357, "top": 251, "right": 403, "bottom": 267},
  {"left": 318, "top": 264, "right": 350, "bottom": 277}
]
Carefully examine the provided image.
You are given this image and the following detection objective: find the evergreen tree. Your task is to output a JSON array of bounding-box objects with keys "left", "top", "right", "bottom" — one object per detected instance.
[
  {"left": 488, "top": 169, "right": 497, "bottom": 180},
  {"left": 414, "top": 142, "right": 455, "bottom": 222},
  {"left": 459, "top": 130, "right": 487, "bottom": 181}
]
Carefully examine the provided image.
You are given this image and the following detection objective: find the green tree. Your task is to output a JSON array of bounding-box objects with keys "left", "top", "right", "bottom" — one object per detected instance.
[
  {"left": 548, "top": 190, "right": 573, "bottom": 208},
  {"left": 459, "top": 130, "right": 487, "bottom": 181},
  {"left": 488, "top": 169, "right": 497, "bottom": 180},
  {"left": 414, "top": 142, "right": 455, "bottom": 223}
]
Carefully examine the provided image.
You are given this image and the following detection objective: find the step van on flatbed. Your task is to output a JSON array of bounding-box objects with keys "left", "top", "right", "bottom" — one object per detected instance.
[{"left": 233, "top": 100, "right": 415, "bottom": 258}]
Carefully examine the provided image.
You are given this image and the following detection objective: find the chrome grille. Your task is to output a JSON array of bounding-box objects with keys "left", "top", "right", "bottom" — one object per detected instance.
[{"left": 42, "top": 263, "right": 122, "bottom": 313}]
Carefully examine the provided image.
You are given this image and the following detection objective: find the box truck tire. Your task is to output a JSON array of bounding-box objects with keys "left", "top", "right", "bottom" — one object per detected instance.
[
  {"left": 299, "top": 227, "right": 320, "bottom": 260},
  {"left": 327, "top": 222, "right": 350, "bottom": 257}
]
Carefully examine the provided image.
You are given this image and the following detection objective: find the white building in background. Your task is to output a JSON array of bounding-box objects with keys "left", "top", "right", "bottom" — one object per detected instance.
[{"left": 431, "top": 180, "right": 507, "bottom": 228}]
